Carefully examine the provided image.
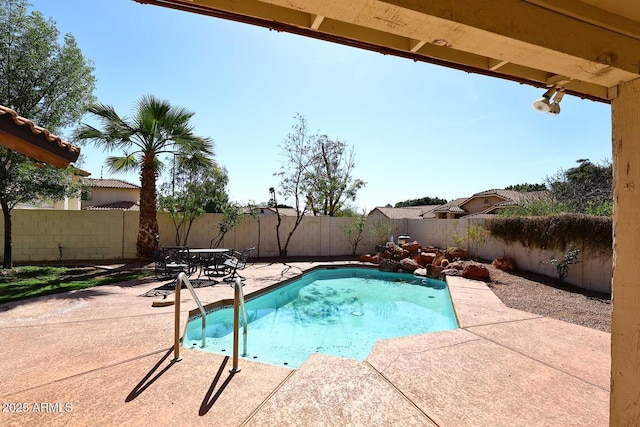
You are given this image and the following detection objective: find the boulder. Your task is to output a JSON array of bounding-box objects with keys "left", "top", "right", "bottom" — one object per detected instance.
[
  {"left": 379, "top": 259, "right": 401, "bottom": 272},
  {"left": 400, "top": 257, "right": 421, "bottom": 272},
  {"left": 413, "top": 268, "right": 427, "bottom": 277},
  {"left": 441, "top": 268, "right": 461, "bottom": 276},
  {"left": 448, "top": 261, "right": 465, "bottom": 270},
  {"left": 359, "top": 254, "right": 372, "bottom": 263},
  {"left": 370, "top": 254, "right": 382, "bottom": 264},
  {"left": 428, "top": 265, "right": 445, "bottom": 277},
  {"left": 433, "top": 251, "right": 446, "bottom": 266},
  {"left": 411, "top": 254, "right": 425, "bottom": 267},
  {"left": 492, "top": 257, "right": 516, "bottom": 272},
  {"left": 401, "top": 241, "right": 422, "bottom": 254},
  {"left": 462, "top": 264, "right": 490, "bottom": 281},
  {"left": 423, "top": 245, "right": 439, "bottom": 253},
  {"left": 420, "top": 252, "right": 436, "bottom": 265},
  {"left": 446, "top": 247, "right": 470, "bottom": 261}
]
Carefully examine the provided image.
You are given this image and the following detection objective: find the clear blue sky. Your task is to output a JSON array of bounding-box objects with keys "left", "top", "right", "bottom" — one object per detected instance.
[{"left": 30, "top": 0, "right": 612, "bottom": 210}]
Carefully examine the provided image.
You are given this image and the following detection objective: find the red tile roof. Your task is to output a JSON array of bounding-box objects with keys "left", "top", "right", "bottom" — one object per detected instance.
[
  {"left": 0, "top": 105, "right": 80, "bottom": 167},
  {"left": 83, "top": 178, "right": 140, "bottom": 189},
  {"left": 83, "top": 201, "right": 140, "bottom": 211}
]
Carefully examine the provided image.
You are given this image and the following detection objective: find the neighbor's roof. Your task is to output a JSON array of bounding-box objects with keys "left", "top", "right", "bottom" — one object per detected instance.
[
  {"left": 0, "top": 105, "right": 80, "bottom": 168},
  {"left": 83, "top": 201, "right": 140, "bottom": 211},
  {"left": 371, "top": 206, "right": 427, "bottom": 219},
  {"left": 83, "top": 178, "right": 140, "bottom": 189},
  {"left": 433, "top": 198, "right": 468, "bottom": 214}
]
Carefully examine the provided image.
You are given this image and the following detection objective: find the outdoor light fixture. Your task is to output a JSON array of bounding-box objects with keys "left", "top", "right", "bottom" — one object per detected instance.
[
  {"left": 548, "top": 89, "right": 565, "bottom": 115},
  {"left": 532, "top": 87, "right": 556, "bottom": 113},
  {"left": 532, "top": 86, "right": 565, "bottom": 115}
]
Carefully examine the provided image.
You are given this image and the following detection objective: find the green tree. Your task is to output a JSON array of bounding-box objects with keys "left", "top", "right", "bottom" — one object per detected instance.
[
  {"left": 209, "top": 202, "right": 243, "bottom": 249},
  {"left": 505, "top": 183, "right": 547, "bottom": 192},
  {"left": 305, "top": 135, "right": 365, "bottom": 216},
  {"left": 546, "top": 159, "right": 612, "bottom": 215},
  {"left": 395, "top": 196, "right": 447, "bottom": 207},
  {"left": 272, "top": 114, "right": 315, "bottom": 256},
  {"left": 0, "top": 0, "right": 96, "bottom": 268},
  {"left": 158, "top": 162, "right": 228, "bottom": 246},
  {"left": 343, "top": 210, "right": 368, "bottom": 255},
  {"left": 77, "top": 95, "right": 214, "bottom": 258}
]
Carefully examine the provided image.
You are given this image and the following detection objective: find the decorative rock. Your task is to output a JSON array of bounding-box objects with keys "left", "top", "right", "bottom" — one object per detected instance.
[
  {"left": 370, "top": 254, "right": 382, "bottom": 264},
  {"left": 413, "top": 268, "right": 427, "bottom": 277},
  {"left": 448, "top": 261, "right": 465, "bottom": 270},
  {"left": 462, "top": 264, "right": 490, "bottom": 281},
  {"left": 401, "top": 241, "right": 421, "bottom": 254},
  {"left": 441, "top": 268, "right": 461, "bottom": 276},
  {"left": 359, "top": 254, "right": 372, "bottom": 263},
  {"left": 420, "top": 252, "right": 436, "bottom": 265},
  {"left": 423, "top": 245, "right": 439, "bottom": 253},
  {"left": 400, "top": 257, "right": 421, "bottom": 272},
  {"left": 379, "top": 259, "right": 401, "bottom": 272},
  {"left": 433, "top": 251, "right": 446, "bottom": 266},
  {"left": 428, "top": 265, "right": 445, "bottom": 277},
  {"left": 446, "top": 247, "right": 470, "bottom": 261},
  {"left": 492, "top": 257, "right": 516, "bottom": 272}
]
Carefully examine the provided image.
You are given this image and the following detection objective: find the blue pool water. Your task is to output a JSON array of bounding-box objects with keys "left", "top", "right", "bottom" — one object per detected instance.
[{"left": 183, "top": 268, "right": 458, "bottom": 368}]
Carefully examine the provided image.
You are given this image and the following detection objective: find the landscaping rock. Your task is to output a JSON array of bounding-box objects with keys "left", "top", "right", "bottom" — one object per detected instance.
[
  {"left": 420, "top": 252, "right": 436, "bottom": 265},
  {"left": 379, "top": 259, "right": 401, "bottom": 272},
  {"left": 428, "top": 265, "right": 445, "bottom": 277},
  {"left": 446, "top": 247, "right": 470, "bottom": 260},
  {"left": 441, "top": 268, "right": 461, "bottom": 276},
  {"left": 433, "top": 251, "right": 446, "bottom": 266},
  {"left": 413, "top": 268, "right": 427, "bottom": 277},
  {"left": 492, "top": 257, "right": 516, "bottom": 272},
  {"left": 462, "top": 264, "right": 490, "bottom": 281},
  {"left": 448, "top": 261, "right": 465, "bottom": 270},
  {"left": 359, "top": 254, "right": 372, "bottom": 263},
  {"left": 400, "top": 257, "right": 421, "bottom": 272},
  {"left": 401, "top": 241, "right": 421, "bottom": 254}
]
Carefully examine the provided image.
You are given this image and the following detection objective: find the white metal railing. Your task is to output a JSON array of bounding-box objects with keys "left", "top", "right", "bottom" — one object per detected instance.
[
  {"left": 173, "top": 272, "right": 207, "bottom": 362},
  {"left": 230, "top": 277, "right": 248, "bottom": 373}
]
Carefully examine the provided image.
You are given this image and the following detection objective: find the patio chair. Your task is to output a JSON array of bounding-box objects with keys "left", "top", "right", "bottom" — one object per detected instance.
[
  {"left": 223, "top": 247, "right": 255, "bottom": 282},
  {"left": 154, "top": 246, "right": 196, "bottom": 280}
]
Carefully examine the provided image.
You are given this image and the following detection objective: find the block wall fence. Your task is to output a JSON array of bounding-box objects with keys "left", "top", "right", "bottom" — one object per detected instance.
[{"left": 1, "top": 210, "right": 612, "bottom": 293}]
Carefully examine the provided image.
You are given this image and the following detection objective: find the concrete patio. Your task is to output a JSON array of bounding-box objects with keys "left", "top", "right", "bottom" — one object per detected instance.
[{"left": 0, "top": 261, "right": 610, "bottom": 426}]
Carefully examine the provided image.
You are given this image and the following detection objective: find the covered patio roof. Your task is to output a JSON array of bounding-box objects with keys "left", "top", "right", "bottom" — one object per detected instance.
[
  {"left": 135, "top": 0, "right": 640, "bottom": 103},
  {"left": 0, "top": 105, "right": 80, "bottom": 169}
]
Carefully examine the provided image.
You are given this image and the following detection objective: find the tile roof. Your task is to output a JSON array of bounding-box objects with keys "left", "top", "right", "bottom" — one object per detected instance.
[
  {"left": 433, "top": 198, "right": 468, "bottom": 213},
  {"left": 83, "top": 201, "right": 140, "bottom": 211},
  {"left": 371, "top": 206, "right": 427, "bottom": 219},
  {"left": 83, "top": 178, "right": 140, "bottom": 189},
  {"left": 0, "top": 105, "right": 80, "bottom": 167}
]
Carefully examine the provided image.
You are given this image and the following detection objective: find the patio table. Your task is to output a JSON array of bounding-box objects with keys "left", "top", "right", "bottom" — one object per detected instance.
[{"left": 187, "top": 248, "right": 232, "bottom": 278}]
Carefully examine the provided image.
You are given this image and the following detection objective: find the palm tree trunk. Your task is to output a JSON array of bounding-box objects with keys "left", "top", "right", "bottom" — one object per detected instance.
[{"left": 137, "top": 158, "right": 159, "bottom": 259}]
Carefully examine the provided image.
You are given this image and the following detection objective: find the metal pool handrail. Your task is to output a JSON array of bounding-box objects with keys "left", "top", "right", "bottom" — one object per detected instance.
[
  {"left": 173, "top": 272, "right": 207, "bottom": 362},
  {"left": 231, "top": 277, "right": 248, "bottom": 373}
]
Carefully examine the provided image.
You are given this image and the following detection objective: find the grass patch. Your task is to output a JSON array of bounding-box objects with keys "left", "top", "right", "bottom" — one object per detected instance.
[{"left": 0, "top": 266, "right": 152, "bottom": 304}]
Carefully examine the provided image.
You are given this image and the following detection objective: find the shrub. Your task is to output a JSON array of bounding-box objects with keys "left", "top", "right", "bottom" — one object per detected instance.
[{"left": 486, "top": 213, "right": 612, "bottom": 255}]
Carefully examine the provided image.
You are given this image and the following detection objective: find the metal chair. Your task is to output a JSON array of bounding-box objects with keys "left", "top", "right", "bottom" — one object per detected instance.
[
  {"left": 223, "top": 247, "right": 254, "bottom": 282},
  {"left": 154, "top": 246, "right": 196, "bottom": 280}
]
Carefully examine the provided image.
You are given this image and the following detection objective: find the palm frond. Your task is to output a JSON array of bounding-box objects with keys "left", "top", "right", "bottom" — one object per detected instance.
[{"left": 105, "top": 154, "right": 140, "bottom": 174}]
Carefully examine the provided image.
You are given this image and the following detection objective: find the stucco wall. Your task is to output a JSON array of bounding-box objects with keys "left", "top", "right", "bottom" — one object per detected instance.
[
  {"left": 0, "top": 210, "right": 611, "bottom": 293},
  {"left": 82, "top": 187, "right": 140, "bottom": 208}
]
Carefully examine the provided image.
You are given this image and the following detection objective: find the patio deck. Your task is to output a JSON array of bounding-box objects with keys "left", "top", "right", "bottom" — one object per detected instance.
[{"left": 0, "top": 261, "right": 610, "bottom": 426}]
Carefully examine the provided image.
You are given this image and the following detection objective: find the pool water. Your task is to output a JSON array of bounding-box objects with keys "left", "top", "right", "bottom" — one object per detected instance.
[{"left": 184, "top": 268, "right": 458, "bottom": 368}]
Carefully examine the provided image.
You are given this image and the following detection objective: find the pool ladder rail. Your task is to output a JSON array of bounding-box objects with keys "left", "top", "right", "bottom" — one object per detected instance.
[{"left": 172, "top": 272, "right": 248, "bottom": 373}]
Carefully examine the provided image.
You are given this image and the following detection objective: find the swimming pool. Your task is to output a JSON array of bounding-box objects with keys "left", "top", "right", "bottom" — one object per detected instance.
[{"left": 183, "top": 267, "right": 458, "bottom": 368}]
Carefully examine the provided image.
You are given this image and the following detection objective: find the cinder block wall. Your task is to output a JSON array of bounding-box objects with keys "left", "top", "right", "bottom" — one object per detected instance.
[{"left": 0, "top": 211, "right": 611, "bottom": 292}]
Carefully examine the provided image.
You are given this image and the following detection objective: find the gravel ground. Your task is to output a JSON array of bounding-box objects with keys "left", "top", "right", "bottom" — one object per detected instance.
[{"left": 482, "top": 262, "right": 611, "bottom": 332}]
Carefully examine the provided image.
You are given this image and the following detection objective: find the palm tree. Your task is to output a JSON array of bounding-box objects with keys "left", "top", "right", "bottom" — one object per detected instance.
[{"left": 77, "top": 95, "right": 215, "bottom": 259}]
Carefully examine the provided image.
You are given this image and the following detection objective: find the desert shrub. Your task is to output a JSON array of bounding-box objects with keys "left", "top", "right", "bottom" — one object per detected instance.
[{"left": 486, "top": 213, "right": 611, "bottom": 255}]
